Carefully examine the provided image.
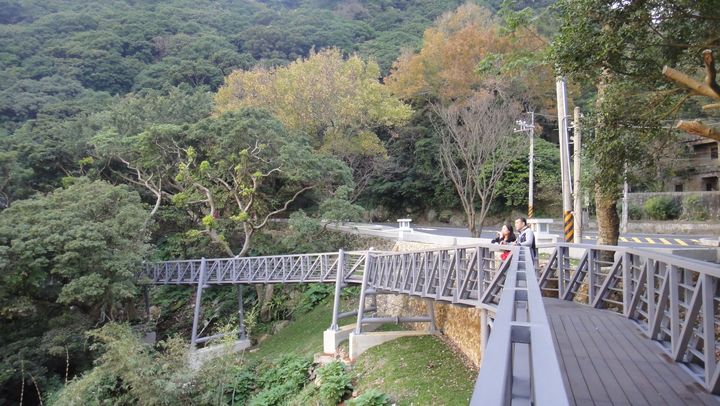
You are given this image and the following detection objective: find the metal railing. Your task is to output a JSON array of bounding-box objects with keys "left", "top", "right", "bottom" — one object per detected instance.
[
  {"left": 365, "top": 245, "right": 512, "bottom": 308},
  {"left": 471, "top": 247, "right": 569, "bottom": 405},
  {"left": 539, "top": 243, "right": 720, "bottom": 394},
  {"left": 140, "top": 244, "right": 517, "bottom": 349},
  {"left": 139, "top": 250, "right": 370, "bottom": 285}
]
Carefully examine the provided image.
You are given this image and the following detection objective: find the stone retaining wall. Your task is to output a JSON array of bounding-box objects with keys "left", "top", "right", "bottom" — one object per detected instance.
[{"left": 375, "top": 241, "right": 484, "bottom": 368}]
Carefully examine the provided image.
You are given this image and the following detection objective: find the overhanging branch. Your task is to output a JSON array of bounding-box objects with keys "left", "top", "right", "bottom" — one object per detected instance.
[{"left": 676, "top": 120, "right": 720, "bottom": 142}]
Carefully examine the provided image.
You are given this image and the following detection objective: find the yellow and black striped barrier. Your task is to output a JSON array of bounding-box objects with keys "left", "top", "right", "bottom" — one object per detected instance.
[
  {"left": 528, "top": 205, "right": 534, "bottom": 219},
  {"left": 563, "top": 211, "right": 574, "bottom": 242}
]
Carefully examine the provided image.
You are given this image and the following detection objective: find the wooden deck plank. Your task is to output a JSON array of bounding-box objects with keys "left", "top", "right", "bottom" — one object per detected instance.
[
  {"left": 576, "top": 304, "right": 705, "bottom": 405},
  {"left": 548, "top": 314, "right": 577, "bottom": 404},
  {"left": 576, "top": 314, "right": 651, "bottom": 405},
  {"left": 556, "top": 313, "right": 612, "bottom": 403},
  {"left": 583, "top": 314, "right": 670, "bottom": 406},
  {"left": 550, "top": 313, "right": 592, "bottom": 404},
  {"left": 599, "top": 309, "right": 719, "bottom": 406},
  {"left": 563, "top": 313, "right": 632, "bottom": 405},
  {"left": 544, "top": 298, "right": 720, "bottom": 406}
]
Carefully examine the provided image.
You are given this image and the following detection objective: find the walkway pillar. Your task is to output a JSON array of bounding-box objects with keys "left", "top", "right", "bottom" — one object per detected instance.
[
  {"left": 355, "top": 248, "right": 374, "bottom": 334},
  {"left": 190, "top": 258, "right": 207, "bottom": 348},
  {"left": 425, "top": 299, "right": 436, "bottom": 332},
  {"left": 329, "top": 249, "right": 345, "bottom": 331}
]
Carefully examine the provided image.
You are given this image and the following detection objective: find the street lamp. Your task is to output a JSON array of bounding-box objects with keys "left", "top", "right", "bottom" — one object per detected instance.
[{"left": 514, "top": 112, "right": 535, "bottom": 218}]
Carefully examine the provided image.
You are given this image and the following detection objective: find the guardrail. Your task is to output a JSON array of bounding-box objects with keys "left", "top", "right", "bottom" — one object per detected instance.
[
  {"left": 139, "top": 251, "right": 370, "bottom": 285},
  {"left": 471, "top": 247, "right": 569, "bottom": 405},
  {"left": 366, "top": 245, "right": 514, "bottom": 308},
  {"left": 539, "top": 243, "right": 720, "bottom": 394}
]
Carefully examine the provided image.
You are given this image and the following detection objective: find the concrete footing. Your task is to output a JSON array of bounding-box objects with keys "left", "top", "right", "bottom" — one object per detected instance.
[
  {"left": 323, "top": 323, "right": 379, "bottom": 354},
  {"left": 349, "top": 330, "right": 434, "bottom": 360},
  {"left": 189, "top": 339, "right": 251, "bottom": 370}
]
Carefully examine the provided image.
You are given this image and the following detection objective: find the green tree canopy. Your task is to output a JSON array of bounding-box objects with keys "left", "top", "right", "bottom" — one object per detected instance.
[{"left": 0, "top": 179, "right": 152, "bottom": 321}]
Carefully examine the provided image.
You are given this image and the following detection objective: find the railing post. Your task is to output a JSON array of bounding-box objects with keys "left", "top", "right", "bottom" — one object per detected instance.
[
  {"left": 237, "top": 285, "right": 246, "bottom": 340},
  {"left": 646, "top": 258, "right": 655, "bottom": 330},
  {"left": 622, "top": 252, "right": 630, "bottom": 317},
  {"left": 702, "top": 274, "right": 717, "bottom": 391},
  {"left": 329, "top": 249, "right": 345, "bottom": 331},
  {"left": 454, "top": 248, "right": 461, "bottom": 302},
  {"left": 190, "top": 257, "right": 207, "bottom": 348},
  {"left": 559, "top": 245, "right": 565, "bottom": 298},
  {"left": 355, "top": 249, "right": 374, "bottom": 334}
]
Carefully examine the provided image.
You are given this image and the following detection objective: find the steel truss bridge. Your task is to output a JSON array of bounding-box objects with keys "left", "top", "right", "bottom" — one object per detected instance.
[{"left": 140, "top": 242, "right": 720, "bottom": 405}]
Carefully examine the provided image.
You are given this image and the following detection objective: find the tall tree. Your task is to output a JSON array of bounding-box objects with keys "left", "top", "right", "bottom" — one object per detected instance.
[
  {"left": 214, "top": 48, "right": 412, "bottom": 200},
  {"left": 386, "top": 3, "right": 550, "bottom": 105},
  {"left": 551, "top": 0, "right": 718, "bottom": 245},
  {"left": 432, "top": 91, "right": 522, "bottom": 237}
]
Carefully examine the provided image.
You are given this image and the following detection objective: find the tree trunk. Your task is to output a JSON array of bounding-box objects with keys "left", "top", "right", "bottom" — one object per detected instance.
[
  {"left": 594, "top": 183, "right": 619, "bottom": 246},
  {"left": 259, "top": 284, "right": 274, "bottom": 322},
  {"left": 467, "top": 211, "right": 478, "bottom": 238}
]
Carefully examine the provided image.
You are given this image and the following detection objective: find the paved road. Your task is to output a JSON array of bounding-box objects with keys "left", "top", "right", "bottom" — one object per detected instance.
[{"left": 368, "top": 223, "right": 713, "bottom": 248}]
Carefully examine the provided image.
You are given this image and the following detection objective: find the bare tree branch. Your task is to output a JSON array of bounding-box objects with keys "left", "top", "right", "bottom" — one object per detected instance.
[
  {"left": 432, "top": 91, "right": 522, "bottom": 237},
  {"left": 253, "top": 185, "right": 315, "bottom": 230},
  {"left": 676, "top": 120, "right": 720, "bottom": 142}
]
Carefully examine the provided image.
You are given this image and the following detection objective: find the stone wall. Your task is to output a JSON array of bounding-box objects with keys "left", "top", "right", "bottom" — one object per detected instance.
[{"left": 375, "top": 241, "right": 485, "bottom": 368}]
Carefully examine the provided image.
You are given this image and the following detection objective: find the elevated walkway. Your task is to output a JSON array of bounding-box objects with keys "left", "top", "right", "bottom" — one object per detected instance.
[
  {"left": 140, "top": 240, "right": 720, "bottom": 404},
  {"left": 547, "top": 299, "right": 718, "bottom": 405}
]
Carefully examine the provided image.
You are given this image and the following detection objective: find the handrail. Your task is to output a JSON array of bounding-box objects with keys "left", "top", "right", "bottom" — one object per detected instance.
[
  {"left": 540, "top": 242, "right": 720, "bottom": 275},
  {"left": 471, "top": 247, "right": 568, "bottom": 405}
]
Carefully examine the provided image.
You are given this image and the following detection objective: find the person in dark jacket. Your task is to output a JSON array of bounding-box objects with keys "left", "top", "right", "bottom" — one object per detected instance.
[
  {"left": 514, "top": 217, "right": 537, "bottom": 262},
  {"left": 491, "top": 223, "right": 516, "bottom": 261}
]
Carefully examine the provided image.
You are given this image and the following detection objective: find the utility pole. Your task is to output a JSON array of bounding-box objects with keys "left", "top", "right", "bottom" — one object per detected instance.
[
  {"left": 556, "top": 77, "right": 574, "bottom": 242},
  {"left": 573, "top": 107, "right": 582, "bottom": 243},
  {"left": 514, "top": 112, "right": 535, "bottom": 218}
]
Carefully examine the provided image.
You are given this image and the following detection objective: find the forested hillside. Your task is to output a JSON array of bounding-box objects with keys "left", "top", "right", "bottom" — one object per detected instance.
[{"left": 0, "top": 1, "right": 562, "bottom": 404}]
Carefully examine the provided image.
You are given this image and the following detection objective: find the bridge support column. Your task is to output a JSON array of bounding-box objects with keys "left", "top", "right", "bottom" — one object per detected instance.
[
  {"left": 237, "top": 285, "right": 246, "bottom": 340},
  {"left": 425, "top": 299, "right": 436, "bottom": 332},
  {"left": 190, "top": 257, "right": 207, "bottom": 348},
  {"left": 329, "top": 249, "right": 345, "bottom": 331},
  {"left": 480, "top": 308, "right": 489, "bottom": 354},
  {"left": 354, "top": 249, "right": 374, "bottom": 334}
]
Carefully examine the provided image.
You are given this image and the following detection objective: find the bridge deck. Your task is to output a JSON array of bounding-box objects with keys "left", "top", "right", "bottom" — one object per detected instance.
[{"left": 545, "top": 298, "right": 720, "bottom": 406}]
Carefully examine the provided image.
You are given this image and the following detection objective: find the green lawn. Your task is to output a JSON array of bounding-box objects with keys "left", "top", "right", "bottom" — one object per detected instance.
[
  {"left": 352, "top": 335, "right": 476, "bottom": 405},
  {"left": 244, "top": 300, "right": 354, "bottom": 362},
  {"left": 243, "top": 299, "right": 476, "bottom": 405}
]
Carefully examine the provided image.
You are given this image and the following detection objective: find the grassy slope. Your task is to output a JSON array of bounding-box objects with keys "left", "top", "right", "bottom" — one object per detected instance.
[
  {"left": 352, "top": 336, "right": 476, "bottom": 405},
  {"left": 245, "top": 300, "right": 355, "bottom": 362},
  {"left": 245, "top": 299, "right": 476, "bottom": 405}
]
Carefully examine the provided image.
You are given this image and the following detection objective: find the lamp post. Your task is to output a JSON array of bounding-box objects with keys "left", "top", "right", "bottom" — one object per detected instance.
[{"left": 514, "top": 112, "right": 535, "bottom": 218}]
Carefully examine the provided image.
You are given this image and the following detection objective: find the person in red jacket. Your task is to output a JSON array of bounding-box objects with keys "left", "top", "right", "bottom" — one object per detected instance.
[{"left": 491, "top": 223, "right": 516, "bottom": 261}]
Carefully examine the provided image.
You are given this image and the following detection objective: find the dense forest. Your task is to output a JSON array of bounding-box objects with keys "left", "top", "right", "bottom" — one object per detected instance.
[{"left": 1, "top": 0, "right": 715, "bottom": 404}]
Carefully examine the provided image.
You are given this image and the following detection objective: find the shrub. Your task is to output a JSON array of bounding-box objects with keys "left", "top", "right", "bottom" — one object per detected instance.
[
  {"left": 643, "top": 196, "right": 680, "bottom": 220},
  {"left": 682, "top": 195, "right": 708, "bottom": 221},
  {"left": 348, "top": 389, "right": 391, "bottom": 406},
  {"left": 628, "top": 205, "right": 643, "bottom": 220},
  {"left": 296, "top": 284, "right": 334, "bottom": 314},
  {"left": 316, "top": 361, "right": 353, "bottom": 405},
  {"left": 250, "top": 355, "right": 311, "bottom": 405}
]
